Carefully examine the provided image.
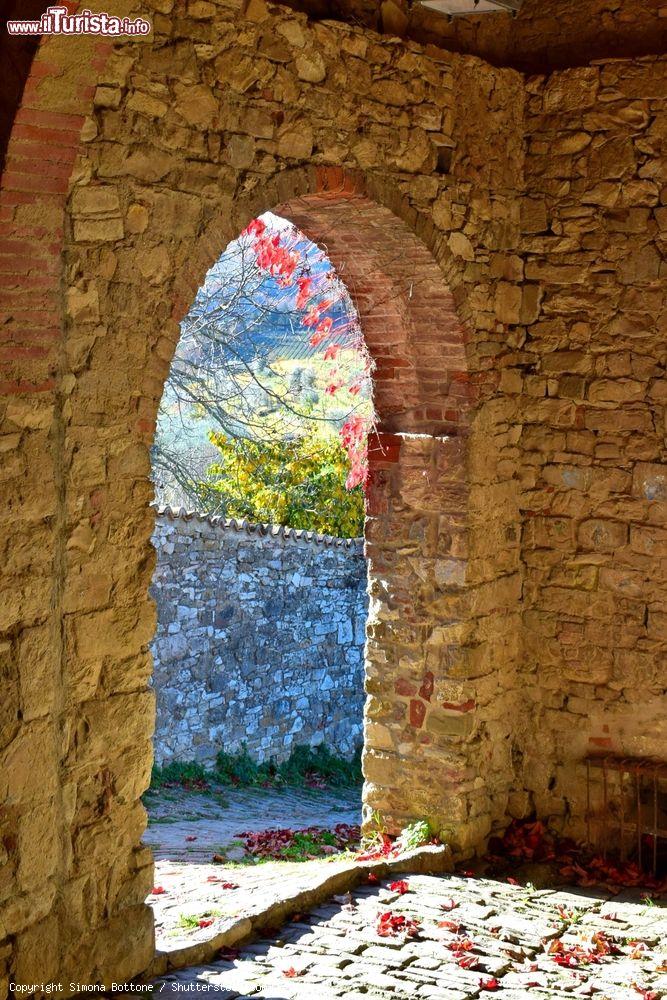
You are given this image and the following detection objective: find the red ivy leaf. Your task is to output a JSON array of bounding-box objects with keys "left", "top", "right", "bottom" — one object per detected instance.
[
  {"left": 438, "top": 919, "right": 462, "bottom": 933},
  {"left": 376, "top": 910, "right": 420, "bottom": 938}
]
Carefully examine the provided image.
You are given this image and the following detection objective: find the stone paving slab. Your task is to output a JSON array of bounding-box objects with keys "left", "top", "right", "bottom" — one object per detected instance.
[
  {"left": 151, "top": 872, "right": 667, "bottom": 999},
  {"left": 146, "top": 783, "right": 365, "bottom": 960}
]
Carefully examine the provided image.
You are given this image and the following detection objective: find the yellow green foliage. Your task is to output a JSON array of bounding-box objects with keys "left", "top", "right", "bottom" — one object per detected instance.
[{"left": 195, "top": 432, "right": 365, "bottom": 538}]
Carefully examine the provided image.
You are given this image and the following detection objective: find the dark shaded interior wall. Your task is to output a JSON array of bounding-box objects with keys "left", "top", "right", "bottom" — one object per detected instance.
[
  {"left": 0, "top": 1, "right": 44, "bottom": 173},
  {"left": 2, "top": 0, "right": 666, "bottom": 175},
  {"left": 283, "top": 0, "right": 667, "bottom": 72}
]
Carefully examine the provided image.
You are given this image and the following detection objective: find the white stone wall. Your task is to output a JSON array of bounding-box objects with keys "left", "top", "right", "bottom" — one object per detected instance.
[{"left": 150, "top": 509, "right": 367, "bottom": 766}]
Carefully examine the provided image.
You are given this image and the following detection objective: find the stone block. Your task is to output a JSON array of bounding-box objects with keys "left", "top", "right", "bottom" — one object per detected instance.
[
  {"left": 578, "top": 519, "right": 628, "bottom": 552},
  {"left": 632, "top": 462, "right": 667, "bottom": 501}
]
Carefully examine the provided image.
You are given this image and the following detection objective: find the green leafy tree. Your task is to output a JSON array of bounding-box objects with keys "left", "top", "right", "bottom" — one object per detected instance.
[{"left": 194, "top": 431, "right": 364, "bottom": 538}]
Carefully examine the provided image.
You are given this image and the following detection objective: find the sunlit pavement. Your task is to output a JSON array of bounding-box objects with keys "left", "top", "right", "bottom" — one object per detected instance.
[
  {"left": 151, "top": 872, "right": 667, "bottom": 999},
  {"left": 144, "top": 783, "right": 360, "bottom": 949}
]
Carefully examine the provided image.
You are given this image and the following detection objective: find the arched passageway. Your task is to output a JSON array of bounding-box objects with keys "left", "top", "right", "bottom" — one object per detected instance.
[
  {"left": 0, "top": 4, "right": 526, "bottom": 982},
  {"left": 8, "top": 0, "right": 666, "bottom": 988},
  {"left": 71, "top": 169, "right": 518, "bottom": 981}
]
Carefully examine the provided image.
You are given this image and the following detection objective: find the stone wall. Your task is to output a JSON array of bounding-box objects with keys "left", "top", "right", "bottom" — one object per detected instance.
[
  {"left": 283, "top": 0, "right": 667, "bottom": 74},
  {"left": 513, "top": 56, "right": 667, "bottom": 837},
  {"left": 150, "top": 509, "right": 367, "bottom": 766}
]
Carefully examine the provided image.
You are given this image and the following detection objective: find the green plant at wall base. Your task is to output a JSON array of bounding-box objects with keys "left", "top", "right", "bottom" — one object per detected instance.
[
  {"left": 214, "top": 744, "right": 275, "bottom": 786},
  {"left": 149, "top": 743, "right": 362, "bottom": 793},
  {"left": 396, "top": 820, "right": 432, "bottom": 853},
  {"left": 150, "top": 760, "right": 211, "bottom": 790},
  {"left": 276, "top": 744, "right": 362, "bottom": 788},
  {"left": 215, "top": 743, "right": 362, "bottom": 789}
]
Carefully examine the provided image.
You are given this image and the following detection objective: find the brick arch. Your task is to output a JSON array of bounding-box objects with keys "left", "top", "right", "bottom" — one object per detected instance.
[
  {"left": 275, "top": 188, "right": 472, "bottom": 438},
  {"left": 168, "top": 171, "right": 473, "bottom": 440},
  {"left": 155, "top": 173, "right": 483, "bottom": 845}
]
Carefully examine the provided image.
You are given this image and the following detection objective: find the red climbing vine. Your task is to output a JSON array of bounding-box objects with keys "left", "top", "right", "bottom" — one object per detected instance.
[{"left": 242, "top": 216, "right": 374, "bottom": 489}]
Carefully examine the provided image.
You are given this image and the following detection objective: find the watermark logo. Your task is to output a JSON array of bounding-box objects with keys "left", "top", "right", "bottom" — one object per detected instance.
[{"left": 7, "top": 5, "right": 151, "bottom": 36}]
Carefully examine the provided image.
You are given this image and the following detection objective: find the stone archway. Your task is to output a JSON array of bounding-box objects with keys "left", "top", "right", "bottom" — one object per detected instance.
[
  {"left": 1, "top": 3, "right": 525, "bottom": 987},
  {"left": 56, "top": 161, "right": 520, "bottom": 986}
]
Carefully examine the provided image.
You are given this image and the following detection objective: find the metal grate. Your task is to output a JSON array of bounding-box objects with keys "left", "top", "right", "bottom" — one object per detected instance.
[
  {"left": 420, "top": 1, "right": 523, "bottom": 17},
  {"left": 586, "top": 755, "right": 667, "bottom": 877}
]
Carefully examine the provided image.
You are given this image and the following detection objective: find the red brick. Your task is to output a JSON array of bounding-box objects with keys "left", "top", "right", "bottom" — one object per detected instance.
[
  {"left": 1, "top": 172, "right": 69, "bottom": 195},
  {"left": 419, "top": 672, "right": 434, "bottom": 702},
  {"left": 0, "top": 378, "right": 55, "bottom": 394},
  {"left": 15, "top": 108, "right": 84, "bottom": 131},
  {"left": 441, "top": 699, "right": 476, "bottom": 713},
  {"left": 10, "top": 122, "right": 81, "bottom": 148},
  {"left": 409, "top": 700, "right": 427, "bottom": 728}
]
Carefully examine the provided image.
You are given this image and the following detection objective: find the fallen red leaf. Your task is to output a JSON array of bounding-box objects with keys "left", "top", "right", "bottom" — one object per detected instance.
[
  {"left": 282, "top": 967, "right": 304, "bottom": 978},
  {"left": 376, "top": 910, "right": 420, "bottom": 938},
  {"left": 438, "top": 919, "right": 462, "bottom": 933},
  {"left": 150, "top": 886, "right": 166, "bottom": 895},
  {"left": 632, "top": 986, "right": 658, "bottom": 1000},
  {"left": 441, "top": 898, "right": 458, "bottom": 911},
  {"left": 367, "top": 872, "right": 379, "bottom": 884},
  {"left": 357, "top": 833, "right": 396, "bottom": 863},
  {"left": 234, "top": 824, "right": 360, "bottom": 861},
  {"left": 185, "top": 835, "right": 197, "bottom": 842},
  {"left": 480, "top": 978, "right": 499, "bottom": 991},
  {"left": 389, "top": 879, "right": 409, "bottom": 895},
  {"left": 457, "top": 955, "right": 478, "bottom": 969},
  {"left": 198, "top": 918, "right": 214, "bottom": 928},
  {"left": 483, "top": 819, "right": 667, "bottom": 894},
  {"left": 447, "top": 936, "right": 475, "bottom": 956}
]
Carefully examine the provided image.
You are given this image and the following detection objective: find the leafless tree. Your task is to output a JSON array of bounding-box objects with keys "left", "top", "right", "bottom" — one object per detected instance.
[{"left": 152, "top": 215, "right": 368, "bottom": 509}]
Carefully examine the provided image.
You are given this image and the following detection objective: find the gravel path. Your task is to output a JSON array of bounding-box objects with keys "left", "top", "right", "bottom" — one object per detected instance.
[{"left": 144, "top": 784, "right": 361, "bottom": 862}]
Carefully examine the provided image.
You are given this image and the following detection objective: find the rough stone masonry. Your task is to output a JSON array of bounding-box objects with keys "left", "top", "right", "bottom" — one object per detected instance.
[
  {"left": 151, "top": 508, "right": 367, "bottom": 766},
  {"left": 0, "top": 0, "right": 665, "bottom": 990}
]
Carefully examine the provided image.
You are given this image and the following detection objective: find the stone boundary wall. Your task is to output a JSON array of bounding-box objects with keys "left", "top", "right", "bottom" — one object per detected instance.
[{"left": 150, "top": 507, "right": 368, "bottom": 767}]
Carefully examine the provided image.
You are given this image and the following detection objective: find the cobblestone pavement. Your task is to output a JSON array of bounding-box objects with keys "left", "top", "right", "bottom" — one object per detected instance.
[
  {"left": 151, "top": 872, "right": 667, "bottom": 998},
  {"left": 145, "top": 784, "right": 361, "bottom": 951}
]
